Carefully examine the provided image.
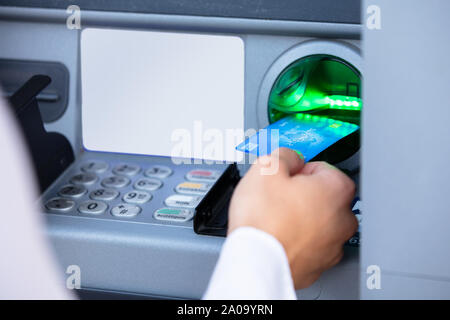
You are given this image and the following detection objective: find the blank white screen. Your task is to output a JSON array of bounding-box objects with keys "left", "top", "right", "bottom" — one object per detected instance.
[{"left": 81, "top": 28, "right": 244, "bottom": 162}]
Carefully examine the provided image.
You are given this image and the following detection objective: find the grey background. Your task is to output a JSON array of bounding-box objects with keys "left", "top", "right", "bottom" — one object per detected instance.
[{"left": 361, "top": 0, "right": 450, "bottom": 299}]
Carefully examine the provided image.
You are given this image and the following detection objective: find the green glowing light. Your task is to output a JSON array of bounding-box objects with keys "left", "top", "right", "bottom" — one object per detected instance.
[
  {"left": 268, "top": 55, "right": 362, "bottom": 123},
  {"left": 325, "top": 95, "right": 362, "bottom": 111},
  {"left": 293, "top": 112, "right": 359, "bottom": 137},
  {"left": 269, "top": 56, "right": 320, "bottom": 113}
]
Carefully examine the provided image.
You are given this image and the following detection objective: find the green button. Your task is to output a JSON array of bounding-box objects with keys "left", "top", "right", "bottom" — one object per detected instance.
[
  {"left": 154, "top": 208, "right": 193, "bottom": 222},
  {"left": 158, "top": 208, "right": 182, "bottom": 215}
]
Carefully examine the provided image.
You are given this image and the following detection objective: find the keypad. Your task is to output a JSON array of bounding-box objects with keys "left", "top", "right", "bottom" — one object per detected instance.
[
  {"left": 44, "top": 158, "right": 361, "bottom": 247},
  {"left": 44, "top": 158, "right": 224, "bottom": 224}
]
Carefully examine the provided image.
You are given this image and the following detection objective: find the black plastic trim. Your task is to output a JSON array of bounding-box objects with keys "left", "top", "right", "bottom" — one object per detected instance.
[{"left": 194, "top": 163, "right": 241, "bottom": 237}]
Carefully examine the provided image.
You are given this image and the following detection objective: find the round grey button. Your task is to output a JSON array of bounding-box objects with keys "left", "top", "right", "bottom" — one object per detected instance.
[
  {"left": 101, "top": 176, "right": 130, "bottom": 188},
  {"left": 59, "top": 185, "right": 87, "bottom": 198},
  {"left": 134, "top": 178, "right": 162, "bottom": 191},
  {"left": 81, "top": 161, "right": 109, "bottom": 174},
  {"left": 45, "top": 197, "right": 75, "bottom": 212},
  {"left": 111, "top": 204, "right": 141, "bottom": 218},
  {"left": 78, "top": 200, "right": 107, "bottom": 215},
  {"left": 90, "top": 188, "right": 119, "bottom": 201},
  {"left": 70, "top": 173, "right": 98, "bottom": 186},
  {"left": 145, "top": 165, "right": 172, "bottom": 179},
  {"left": 123, "top": 190, "right": 152, "bottom": 204},
  {"left": 113, "top": 164, "right": 140, "bottom": 176}
]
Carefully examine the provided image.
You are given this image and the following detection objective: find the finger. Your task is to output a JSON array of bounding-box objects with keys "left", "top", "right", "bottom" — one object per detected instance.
[
  {"left": 341, "top": 210, "right": 359, "bottom": 241},
  {"left": 294, "top": 271, "right": 321, "bottom": 290},
  {"left": 268, "top": 147, "right": 305, "bottom": 176},
  {"left": 302, "top": 162, "right": 355, "bottom": 200},
  {"left": 326, "top": 248, "right": 344, "bottom": 269},
  {"left": 329, "top": 208, "right": 358, "bottom": 244},
  {"left": 301, "top": 161, "right": 336, "bottom": 175}
]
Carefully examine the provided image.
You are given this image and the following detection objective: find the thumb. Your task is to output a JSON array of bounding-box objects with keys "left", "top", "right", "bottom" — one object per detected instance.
[{"left": 269, "top": 147, "right": 305, "bottom": 177}]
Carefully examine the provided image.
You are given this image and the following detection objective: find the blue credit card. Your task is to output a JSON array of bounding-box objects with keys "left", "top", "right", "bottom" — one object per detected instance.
[{"left": 236, "top": 114, "right": 359, "bottom": 162}]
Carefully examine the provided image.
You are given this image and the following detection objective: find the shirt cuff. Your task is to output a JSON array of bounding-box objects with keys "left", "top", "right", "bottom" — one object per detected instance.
[{"left": 203, "top": 226, "right": 297, "bottom": 300}]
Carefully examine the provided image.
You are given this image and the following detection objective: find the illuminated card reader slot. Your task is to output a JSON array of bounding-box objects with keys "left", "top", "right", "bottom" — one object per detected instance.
[
  {"left": 254, "top": 41, "right": 363, "bottom": 172},
  {"left": 268, "top": 54, "right": 361, "bottom": 165}
]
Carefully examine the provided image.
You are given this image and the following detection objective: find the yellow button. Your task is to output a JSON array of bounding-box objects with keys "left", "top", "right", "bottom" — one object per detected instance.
[{"left": 179, "top": 182, "right": 203, "bottom": 189}]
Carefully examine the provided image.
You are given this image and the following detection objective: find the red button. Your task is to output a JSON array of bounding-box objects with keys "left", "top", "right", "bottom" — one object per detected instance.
[{"left": 190, "top": 170, "right": 212, "bottom": 176}]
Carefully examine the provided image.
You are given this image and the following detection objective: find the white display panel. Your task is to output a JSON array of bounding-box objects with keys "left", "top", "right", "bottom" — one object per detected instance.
[{"left": 81, "top": 28, "right": 244, "bottom": 162}]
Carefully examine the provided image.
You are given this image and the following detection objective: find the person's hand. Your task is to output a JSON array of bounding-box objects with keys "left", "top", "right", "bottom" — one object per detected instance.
[{"left": 228, "top": 147, "right": 358, "bottom": 289}]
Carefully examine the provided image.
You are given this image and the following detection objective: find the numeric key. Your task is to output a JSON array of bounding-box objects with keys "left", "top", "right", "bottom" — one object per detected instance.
[
  {"left": 59, "top": 185, "right": 87, "bottom": 198},
  {"left": 145, "top": 165, "right": 172, "bottom": 179},
  {"left": 134, "top": 178, "right": 162, "bottom": 191},
  {"left": 90, "top": 188, "right": 119, "bottom": 201},
  {"left": 81, "top": 161, "right": 108, "bottom": 174},
  {"left": 70, "top": 173, "right": 98, "bottom": 186},
  {"left": 78, "top": 200, "right": 108, "bottom": 215},
  {"left": 45, "top": 198, "right": 75, "bottom": 212},
  {"left": 101, "top": 176, "right": 130, "bottom": 188},
  {"left": 113, "top": 164, "right": 140, "bottom": 176},
  {"left": 123, "top": 190, "right": 152, "bottom": 204},
  {"left": 111, "top": 204, "right": 141, "bottom": 218}
]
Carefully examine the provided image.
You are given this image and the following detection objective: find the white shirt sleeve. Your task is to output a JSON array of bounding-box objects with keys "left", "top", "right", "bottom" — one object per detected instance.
[
  {"left": 203, "top": 226, "right": 297, "bottom": 300},
  {"left": 0, "top": 93, "right": 73, "bottom": 299}
]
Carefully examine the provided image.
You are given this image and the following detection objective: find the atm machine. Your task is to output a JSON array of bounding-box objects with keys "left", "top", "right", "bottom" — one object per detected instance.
[{"left": 0, "top": 0, "right": 449, "bottom": 299}]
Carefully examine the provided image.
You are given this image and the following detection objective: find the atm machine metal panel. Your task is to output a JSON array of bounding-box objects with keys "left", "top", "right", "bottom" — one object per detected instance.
[
  {"left": 361, "top": 0, "right": 450, "bottom": 299},
  {"left": 0, "top": 1, "right": 362, "bottom": 299}
]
